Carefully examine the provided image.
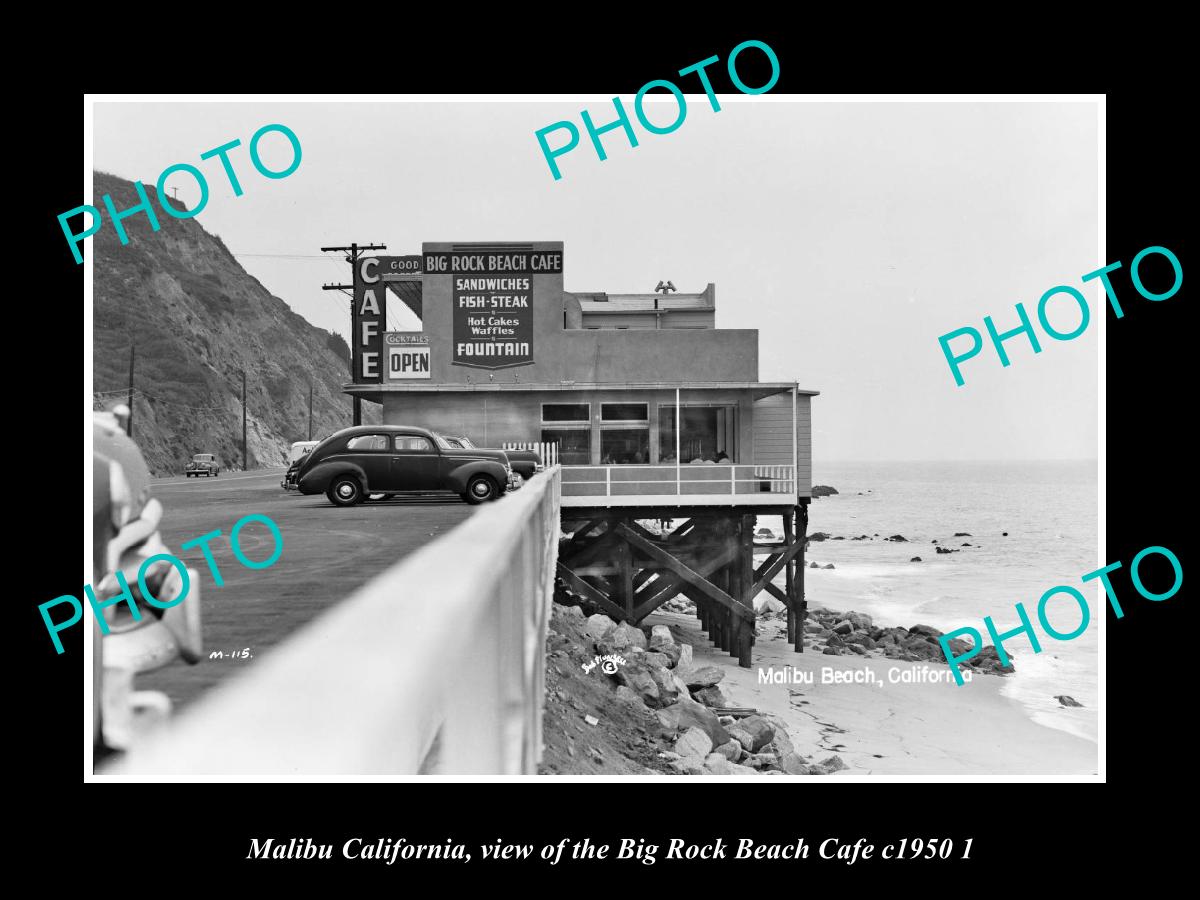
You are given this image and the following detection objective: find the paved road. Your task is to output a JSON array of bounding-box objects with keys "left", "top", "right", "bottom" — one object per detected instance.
[{"left": 144, "top": 468, "right": 477, "bottom": 711}]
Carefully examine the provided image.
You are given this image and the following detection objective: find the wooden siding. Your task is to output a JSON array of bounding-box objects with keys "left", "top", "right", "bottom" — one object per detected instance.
[{"left": 752, "top": 392, "right": 812, "bottom": 497}]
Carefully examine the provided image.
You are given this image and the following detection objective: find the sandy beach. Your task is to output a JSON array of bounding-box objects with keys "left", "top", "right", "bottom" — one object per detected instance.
[{"left": 645, "top": 608, "right": 1098, "bottom": 778}]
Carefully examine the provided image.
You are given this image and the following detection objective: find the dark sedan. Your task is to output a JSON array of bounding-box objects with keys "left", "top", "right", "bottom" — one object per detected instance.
[
  {"left": 442, "top": 435, "right": 542, "bottom": 481},
  {"left": 296, "top": 425, "right": 518, "bottom": 507}
]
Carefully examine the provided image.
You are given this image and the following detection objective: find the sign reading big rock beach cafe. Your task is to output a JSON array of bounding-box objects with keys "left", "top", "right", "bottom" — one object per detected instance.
[{"left": 425, "top": 246, "right": 563, "bottom": 370}]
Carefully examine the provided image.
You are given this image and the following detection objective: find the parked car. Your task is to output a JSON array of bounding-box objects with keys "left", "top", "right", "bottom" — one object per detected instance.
[
  {"left": 281, "top": 440, "right": 320, "bottom": 490},
  {"left": 185, "top": 453, "right": 220, "bottom": 477},
  {"left": 442, "top": 435, "right": 542, "bottom": 481},
  {"left": 296, "top": 425, "right": 519, "bottom": 507}
]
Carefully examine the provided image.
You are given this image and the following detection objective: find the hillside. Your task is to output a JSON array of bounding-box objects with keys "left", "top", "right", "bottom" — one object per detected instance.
[{"left": 91, "top": 171, "right": 378, "bottom": 475}]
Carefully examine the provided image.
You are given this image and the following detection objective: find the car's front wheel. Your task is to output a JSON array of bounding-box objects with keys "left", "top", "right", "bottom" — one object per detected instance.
[
  {"left": 328, "top": 476, "right": 364, "bottom": 507},
  {"left": 463, "top": 474, "right": 498, "bottom": 505}
]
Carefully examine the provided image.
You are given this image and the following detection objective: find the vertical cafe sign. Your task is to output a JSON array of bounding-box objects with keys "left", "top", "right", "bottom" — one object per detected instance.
[
  {"left": 353, "top": 257, "right": 387, "bottom": 382},
  {"left": 425, "top": 248, "right": 562, "bottom": 369}
]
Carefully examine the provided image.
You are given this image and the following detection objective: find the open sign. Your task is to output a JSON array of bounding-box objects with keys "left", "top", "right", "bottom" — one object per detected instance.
[{"left": 388, "top": 345, "right": 431, "bottom": 379}]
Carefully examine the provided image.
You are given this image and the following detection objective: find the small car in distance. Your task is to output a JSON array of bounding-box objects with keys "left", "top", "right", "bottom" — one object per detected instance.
[
  {"left": 442, "top": 435, "right": 542, "bottom": 481},
  {"left": 185, "top": 453, "right": 220, "bottom": 477},
  {"left": 295, "top": 425, "right": 518, "bottom": 507}
]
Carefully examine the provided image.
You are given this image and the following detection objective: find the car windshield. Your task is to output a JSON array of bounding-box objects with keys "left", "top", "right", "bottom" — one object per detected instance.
[
  {"left": 194, "top": 455, "right": 213, "bottom": 461},
  {"left": 454, "top": 436, "right": 475, "bottom": 448},
  {"left": 432, "top": 433, "right": 455, "bottom": 450}
]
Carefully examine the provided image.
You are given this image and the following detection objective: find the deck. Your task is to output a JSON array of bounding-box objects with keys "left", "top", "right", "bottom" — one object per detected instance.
[{"left": 559, "top": 464, "right": 797, "bottom": 508}]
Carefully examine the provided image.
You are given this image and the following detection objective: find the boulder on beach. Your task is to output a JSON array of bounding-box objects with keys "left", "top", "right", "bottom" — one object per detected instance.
[
  {"left": 703, "top": 754, "right": 739, "bottom": 776},
  {"left": 811, "top": 755, "right": 848, "bottom": 775},
  {"left": 614, "top": 662, "right": 661, "bottom": 707},
  {"left": 847, "top": 611, "right": 873, "bottom": 630},
  {"left": 812, "top": 485, "right": 839, "bottom": 497},
  {"left": 713, "top": 739, "right": 743, "bottom": 762},
  {"left": 954, "top": 532, "right": 972, "bottom": 537},
  {"left": 822, "top": 563, "right": 836, "bottom": 570},
  {"left": 935, "top": 546, "right": 958, "bottom": 554},
  {"left": 910, "top": 556, "right": 922, "bottom": 562},
  {"left": 961, "top": 543, "right": 972, "bottom": 547},
  {"left": 677, "top": 643, "right": 693, "bottom": 671},
  {"left": 727, "top": 715, "right": 776, "bottom": 753},
  {"left": 649, "top": 624, "right": 676, "bottom": 654},
  {"left": 777, "top": 751, "right": 810, "bottom": 775},
  {"left": 909, "top": 624, "right": 944, "bottom": 639},
  {"left": 680, "top": 666, "right": 725, "bottom": 689},
  {"left": 809, "top": 561, "right": 819, "bottom": 569},
  {"left": 1055, "top": 695, "right": 1084, "bottom": 708},
  {"left": 1002, "top": 531, "right": 1009, "bottom": 536},
  {"left": 886, "top": 534, "right": 908, "bottom": 542},
  {"left": 692, "top": 685, "right": 729, "bottom": 708},
  {"left": 807, "top": 532, "right": 831, "bottom": 542},
  {"left": 585, "top": 613, "right": 617, "bottom": 642},
  {"left": 675, "top": 727, "right": 713, "bottom": 759},
  {"left": 657, "top": 695, "right": 730, "bottom": 746}
]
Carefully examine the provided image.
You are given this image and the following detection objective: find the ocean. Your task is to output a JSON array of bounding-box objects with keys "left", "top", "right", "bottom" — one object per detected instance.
[{"left": 773, "top": 460, "right": 1099, "bottom": 744}]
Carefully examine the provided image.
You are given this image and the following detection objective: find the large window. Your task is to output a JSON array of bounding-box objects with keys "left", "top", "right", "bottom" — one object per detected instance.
[
  {"left": 659, "top": 406, "right": 736, "bottom": 463},
  {"left": 601, "top": 402, "right": 649, "bottom": 464},
  {"left": 542, "top": 403, "right": 591, "bottom": 465}
]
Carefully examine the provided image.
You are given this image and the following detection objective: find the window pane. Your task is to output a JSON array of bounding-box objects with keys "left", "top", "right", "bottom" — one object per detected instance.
[
  {"left": 541, "top": 428, "right": 591, "bottom": 465},
  {"left": 601, "top": 428, "right": 648, "bottom": 464},
  {"left": 601, "top": 403, "right": 648, "bottom": 421},
  {"left": 542, "top": 403, "right": 589, "bottom": 422},
  {"left": 658, "top": 407, "right": 734, "bottom": 463},
  {"left": 347, "top": 435, "right": 388, "bottom": 451},
  {"left": 394, "top": 435, "right": 433, "bottom": 451}
]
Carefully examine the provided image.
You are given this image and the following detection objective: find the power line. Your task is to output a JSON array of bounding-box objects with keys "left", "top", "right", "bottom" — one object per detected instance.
[{"left": 232, "top": 252, "right": 338, "bottom": 259}]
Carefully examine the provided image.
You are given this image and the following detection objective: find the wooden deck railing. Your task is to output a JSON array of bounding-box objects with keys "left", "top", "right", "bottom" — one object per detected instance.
[
  {"left": 560, "top": 464, "right": 795, "bottom": 506},
  {"left": 107, "top": 468, "right": 562, "bottom": 776}
]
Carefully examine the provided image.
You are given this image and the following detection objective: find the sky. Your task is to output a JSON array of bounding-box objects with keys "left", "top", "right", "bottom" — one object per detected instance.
[{"left": 93, "top": 99, "right": 1099, "bottom": 462}]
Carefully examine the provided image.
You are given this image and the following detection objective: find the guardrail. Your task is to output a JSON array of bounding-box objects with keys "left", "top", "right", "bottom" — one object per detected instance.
[
  {"left": 108, "top": 467, "right": 562, "bottom": 777},
  {"left": 561, "top": 464, "right": 795, "bottom": 501},
  {"left": 503, "top": 440, "right": 559, "bottom": 467}
]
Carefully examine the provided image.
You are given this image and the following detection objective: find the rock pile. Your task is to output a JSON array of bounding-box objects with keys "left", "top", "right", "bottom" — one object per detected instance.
[
  {"left": 585, "top": 612, "right": 849, "bottom": 777},
  {"left": 774, "top": 607, "right": 1016, "bottom": 675}
]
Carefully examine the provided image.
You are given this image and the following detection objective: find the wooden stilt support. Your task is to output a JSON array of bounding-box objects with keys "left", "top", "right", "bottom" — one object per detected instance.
[
  {"left": 617, "top": 539, "right": 633, "bottom": 620},
  {"left": 796, "top": 503, "right": 808, "bottom": 653}
]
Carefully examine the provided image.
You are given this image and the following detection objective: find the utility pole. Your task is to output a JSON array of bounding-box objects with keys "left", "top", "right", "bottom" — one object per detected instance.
[
  {"left": 241, "top": 369, "right": 248, "bottom": 472},
  {"left": 308, "top": 383, "right": 313, "bottom": 441},
  {"left": 126, "top": 344, "right": 135, "bottom": 437},
  {"left": 322, "top": 241, "right": 387, "bottom": 426}
]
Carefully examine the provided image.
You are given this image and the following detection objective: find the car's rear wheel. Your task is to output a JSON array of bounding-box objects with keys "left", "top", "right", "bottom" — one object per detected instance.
[
  {"left": 463, "top": 474, "right": 498, "bottom": 505},
  {"left": 328, "top": 476, "right": 363, "bottom": 507}
]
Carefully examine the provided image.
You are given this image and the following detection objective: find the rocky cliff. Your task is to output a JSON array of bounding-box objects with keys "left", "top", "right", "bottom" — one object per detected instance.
[{"left": 91, "top": 171, "right": 376, "bottom": 475}]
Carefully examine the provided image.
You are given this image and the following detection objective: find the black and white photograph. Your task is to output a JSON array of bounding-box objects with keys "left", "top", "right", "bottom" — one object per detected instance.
[{"left": 74, "top": 93, "right": 1124, "bottom": 785}]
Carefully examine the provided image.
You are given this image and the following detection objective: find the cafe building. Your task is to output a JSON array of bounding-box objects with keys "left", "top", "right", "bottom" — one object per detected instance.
[{"left": 345, "top": 241, "right": 819, "bottom": 666}]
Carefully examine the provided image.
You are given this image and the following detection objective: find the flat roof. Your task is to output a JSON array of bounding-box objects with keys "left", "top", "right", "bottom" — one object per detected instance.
[{"left": 345, "top": 382, "right": 819, "bottom": 398}]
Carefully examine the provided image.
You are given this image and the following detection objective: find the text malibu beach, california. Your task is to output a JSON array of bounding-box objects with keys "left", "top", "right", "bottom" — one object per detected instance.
[{"left": 759, "top": 665, "right": 969, "bottom": 686}]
